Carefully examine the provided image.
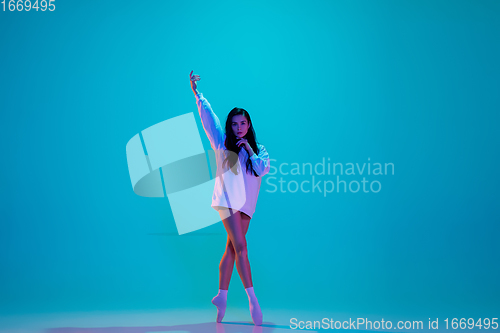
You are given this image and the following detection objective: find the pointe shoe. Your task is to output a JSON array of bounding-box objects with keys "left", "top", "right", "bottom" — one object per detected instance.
[
  {"left": 212, "top": 295, "right": 227, "bottom": 323},
  {"left": 249, "top": 300, "right": 263, "bottom": 326}
]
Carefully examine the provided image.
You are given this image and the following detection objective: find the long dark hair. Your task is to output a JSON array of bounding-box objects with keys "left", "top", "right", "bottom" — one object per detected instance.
[{"left": 222, "top": 107, "right": 260, "bottom": 176}]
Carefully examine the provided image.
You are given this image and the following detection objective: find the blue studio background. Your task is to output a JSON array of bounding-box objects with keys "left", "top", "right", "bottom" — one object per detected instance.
[{"left": 1, "top": 0, "right": 499, "bottom": 323}]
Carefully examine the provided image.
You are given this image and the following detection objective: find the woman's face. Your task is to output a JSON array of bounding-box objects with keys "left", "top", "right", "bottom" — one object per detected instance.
[{"left": 232, "top": 114, "right": 250, "bottom": 139}]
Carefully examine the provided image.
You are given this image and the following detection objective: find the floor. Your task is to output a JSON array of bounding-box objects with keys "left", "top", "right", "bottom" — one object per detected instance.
[
  {"left": 0, "top": 306, "right": 470, "bottom": 333},
  {"left": 0, "top": 307, "right": 320, "bottom": 333}
]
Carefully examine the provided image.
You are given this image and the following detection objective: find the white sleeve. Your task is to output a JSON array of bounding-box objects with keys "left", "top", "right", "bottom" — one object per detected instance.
[
  {"left": 250, "top": 144, "right": 271, "bottom": 177},
  {"left": 195, "top": 92, "right": 224, "bottom": 150}
]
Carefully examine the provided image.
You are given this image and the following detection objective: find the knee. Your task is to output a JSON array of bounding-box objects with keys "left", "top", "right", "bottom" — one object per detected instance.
[
  {"left": 225, "top": 243, "right": 236, "bottom": 257},
  {"left": 232, "top": 241, "right": 247, "bottom": 256}
]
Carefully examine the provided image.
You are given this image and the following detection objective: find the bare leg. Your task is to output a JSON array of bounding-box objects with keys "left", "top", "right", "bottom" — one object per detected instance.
[
  {"left": 219, "top": 208, "right": 253, "bottom": 288},
  {"left": 213, "top": 208, "right": 261, "bottom": 325},
  {"left": 219, "top": 211, "right": 251, "bottom": 290}
]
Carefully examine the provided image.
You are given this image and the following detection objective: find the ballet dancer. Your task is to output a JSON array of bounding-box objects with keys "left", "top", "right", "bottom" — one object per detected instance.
[{"left": 189, "top": 70, "right": 271, "bottom": 326}]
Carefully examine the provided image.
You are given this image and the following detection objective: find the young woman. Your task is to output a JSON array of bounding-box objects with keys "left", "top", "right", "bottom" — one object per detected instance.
[{"left": 189, "top": 71, "right": 270, "bottom": 326}]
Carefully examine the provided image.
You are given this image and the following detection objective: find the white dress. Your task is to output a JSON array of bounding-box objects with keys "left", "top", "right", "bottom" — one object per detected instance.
[{"left": 195, "top": 92, "right": 271, "bottom": 218}]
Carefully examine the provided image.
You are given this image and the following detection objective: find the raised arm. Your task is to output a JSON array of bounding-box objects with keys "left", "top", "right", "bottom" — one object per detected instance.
[
  {"left": 190, "top": 71, "right": 225, "bottom": 150},
  {"left": 250, "top": 144, "right": 271, "bottom": 177}
]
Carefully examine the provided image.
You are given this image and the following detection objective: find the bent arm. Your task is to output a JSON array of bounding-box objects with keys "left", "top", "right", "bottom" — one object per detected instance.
[
  {"left": 195, "top": 92, "right": 225, "bottom": 150},
  {"left": 250, "top": 145, "right": 271, "bottom": 177}
]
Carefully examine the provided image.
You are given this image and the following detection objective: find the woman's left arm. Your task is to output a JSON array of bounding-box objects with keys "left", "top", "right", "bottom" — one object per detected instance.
[{"left": 250, "top": 145, "right": 271, "bottom": 177}]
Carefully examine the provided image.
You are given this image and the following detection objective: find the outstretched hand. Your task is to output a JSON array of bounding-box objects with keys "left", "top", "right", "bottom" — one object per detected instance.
[{"left": 189, "top": 70, "right": 200, "bottom": 94}]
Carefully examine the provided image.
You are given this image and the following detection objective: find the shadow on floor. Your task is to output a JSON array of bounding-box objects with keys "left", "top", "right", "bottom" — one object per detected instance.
[{"left": 45, "top": 321, "right": 302, "bottom": 333}]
